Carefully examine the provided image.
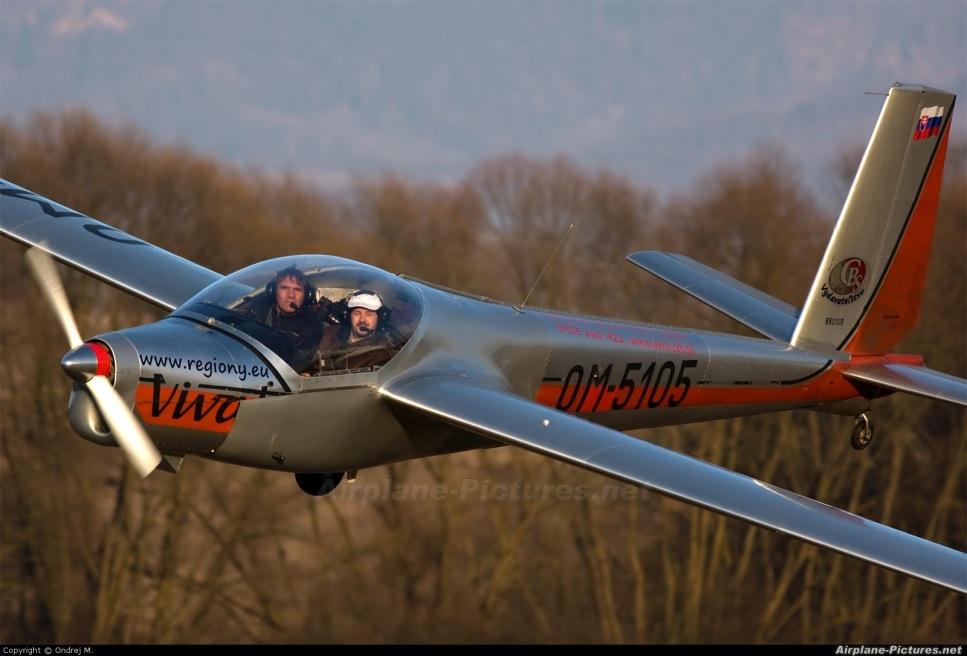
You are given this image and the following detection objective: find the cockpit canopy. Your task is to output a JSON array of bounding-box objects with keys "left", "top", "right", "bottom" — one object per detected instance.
[{"left": 178, "top": 256, "right": 423, "bottom": 375}]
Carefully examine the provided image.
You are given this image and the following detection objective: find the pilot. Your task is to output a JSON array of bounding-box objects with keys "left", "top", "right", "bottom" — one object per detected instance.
[
  {"left": 312, "top": 289, "right": 402, "bottom": 373},
  {"left": 242, "top": 267, "right": 336, "bottom": 372}
]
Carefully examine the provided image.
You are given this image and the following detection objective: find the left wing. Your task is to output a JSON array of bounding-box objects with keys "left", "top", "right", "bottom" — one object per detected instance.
[
  {"left": 1, "top": 179, "right": 220, "bottom": 310},
  {"left": 382, "top": 374, "right": 967, "bottom": 593}
]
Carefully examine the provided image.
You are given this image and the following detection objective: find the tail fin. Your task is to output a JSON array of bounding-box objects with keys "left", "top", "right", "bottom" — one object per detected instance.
[{"left": 792, "top": 83, "right": 955, "bottom": 355}]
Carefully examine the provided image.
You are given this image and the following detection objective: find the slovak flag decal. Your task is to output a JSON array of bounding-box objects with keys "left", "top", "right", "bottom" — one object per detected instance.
[{"left": 913, "top": 105, "right": 944, "bottom": 140}]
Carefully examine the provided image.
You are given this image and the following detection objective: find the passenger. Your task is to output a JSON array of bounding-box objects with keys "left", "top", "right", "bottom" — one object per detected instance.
[
  {"left": 241, "top": 267, "right": 335, "bottom": 372},
  {"left": 313, "top": 289, "right": 402, "bottom": 373}
]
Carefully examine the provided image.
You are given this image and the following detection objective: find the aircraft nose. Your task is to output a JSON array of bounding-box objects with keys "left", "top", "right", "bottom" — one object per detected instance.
[{"left": 61, "top": 342, "right": 113, "bottom": 382}]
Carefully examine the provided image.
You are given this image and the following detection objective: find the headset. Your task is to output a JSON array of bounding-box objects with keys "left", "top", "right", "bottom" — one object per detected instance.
[
  {"left": 266, "top": 267, "right": 317, "bottom": 312},
  {"left": 344, "top": 289, "right": 392, "bottom": 329}
]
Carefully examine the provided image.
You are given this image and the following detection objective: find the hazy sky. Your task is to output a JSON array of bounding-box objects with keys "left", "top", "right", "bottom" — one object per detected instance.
[{"left": 2, "top": 1, "right": 965, "bottom": 203}]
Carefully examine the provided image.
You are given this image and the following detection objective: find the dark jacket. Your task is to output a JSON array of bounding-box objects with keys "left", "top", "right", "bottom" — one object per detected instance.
[{"left": 240, "top": 298, "right": 336, "bottom": 373}]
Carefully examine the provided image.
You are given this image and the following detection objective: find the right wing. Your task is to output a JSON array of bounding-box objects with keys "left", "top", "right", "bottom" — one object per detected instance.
[
  {"left": 383, "top": 373, "right": 966, "bottom": 593},
  {"left": 626, "top": 250, "right": 798, "bottom": 342},
  {"left": 1, "top": 179, "right": 220, "bottom": 310}
]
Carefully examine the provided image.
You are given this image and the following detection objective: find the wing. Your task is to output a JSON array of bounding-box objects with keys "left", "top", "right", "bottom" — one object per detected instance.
[
  {"left": 1, "top": 179, "right": 220, "bottom": 310},
  {"left": 382, "top": 373, "right": 966, "bottom": 593},
  {"left": 626, "top": 251, "right": 798, "bottom": 342},
  {"left": 845, "top": 363, "right": 967, "bottom": 407}
]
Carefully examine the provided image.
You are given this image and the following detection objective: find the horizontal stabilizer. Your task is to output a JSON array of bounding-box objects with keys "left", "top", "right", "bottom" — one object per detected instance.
[
  {"left": 383, "top": 373, "right": 967, "bottom": 593},
  {"left": 626, "top": 251, "right": 798, "bottom": 342},
  {"left": 845, "top": 363, "right": 967, "bottom": 407}
]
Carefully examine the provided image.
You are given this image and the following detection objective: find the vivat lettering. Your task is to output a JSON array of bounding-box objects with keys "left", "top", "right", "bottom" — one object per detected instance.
[{"left": 135, "top": 373, "right": 250, "bottom": 433}]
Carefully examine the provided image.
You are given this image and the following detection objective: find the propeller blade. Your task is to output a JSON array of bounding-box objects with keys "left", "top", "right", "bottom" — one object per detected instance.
[
  {"left": 25, "top": 247, "right": 83, "bottom": 348},
  {"left": 86, "top": 376, "right": 162, "bottom": 477},
  {"left": 25, "top": 247, "right": 160, "bottom": 477}
]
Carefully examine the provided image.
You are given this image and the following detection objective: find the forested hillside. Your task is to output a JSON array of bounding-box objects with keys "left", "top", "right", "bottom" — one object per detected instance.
[{"left": 1, "top": 111, "right": 963, "bottom": 643}]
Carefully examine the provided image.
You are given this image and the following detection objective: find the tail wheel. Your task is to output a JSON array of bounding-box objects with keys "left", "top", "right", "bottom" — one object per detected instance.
[{"left": 851, "top": 413, "right": 874, "bottom": 450}]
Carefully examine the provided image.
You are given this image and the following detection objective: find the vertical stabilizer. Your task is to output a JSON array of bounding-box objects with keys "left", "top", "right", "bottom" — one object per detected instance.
[{"left": 792, "top": 84, "right": 955, "bottom": 355}]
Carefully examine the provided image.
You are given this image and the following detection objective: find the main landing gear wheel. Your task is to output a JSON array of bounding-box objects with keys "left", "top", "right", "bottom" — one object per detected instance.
[
  {"left": 295, "top": 471, "right": 345, "bottom": 496},
  {"left": 851, "top": 413, "right": 874, "bottom": 450}
]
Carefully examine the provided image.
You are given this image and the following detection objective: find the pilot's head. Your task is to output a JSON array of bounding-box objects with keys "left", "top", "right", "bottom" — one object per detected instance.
[
  {"left": 272, "top": 267, "right": 309, "bottom": 315},
  {"left": 346, "top": 290, "right": 383, "bottom": 343}
]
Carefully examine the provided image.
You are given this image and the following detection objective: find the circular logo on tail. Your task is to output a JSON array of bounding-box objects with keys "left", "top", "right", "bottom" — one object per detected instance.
[{"left": 822, "top": 257, "right": 867, "bottom": 305}]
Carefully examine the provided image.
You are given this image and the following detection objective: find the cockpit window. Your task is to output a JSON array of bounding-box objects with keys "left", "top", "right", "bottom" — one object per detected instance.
[{"left": 179, "top": 256, "right": 422, "bottom": 376}]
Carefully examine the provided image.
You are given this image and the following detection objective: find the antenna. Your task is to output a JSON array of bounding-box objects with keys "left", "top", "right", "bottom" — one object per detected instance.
[{"left": 516, "top": 223, "right": 574, "bottom": 312}]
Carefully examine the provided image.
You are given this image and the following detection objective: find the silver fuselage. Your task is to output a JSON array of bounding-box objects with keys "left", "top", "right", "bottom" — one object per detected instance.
[{"left": 73, "top": 277, "right": 863, "bottom": 474}]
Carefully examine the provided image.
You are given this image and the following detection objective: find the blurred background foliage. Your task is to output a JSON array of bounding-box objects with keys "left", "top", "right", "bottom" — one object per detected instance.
[{"left": 1, "top": 110, "right": 963, "bottom": 643}]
